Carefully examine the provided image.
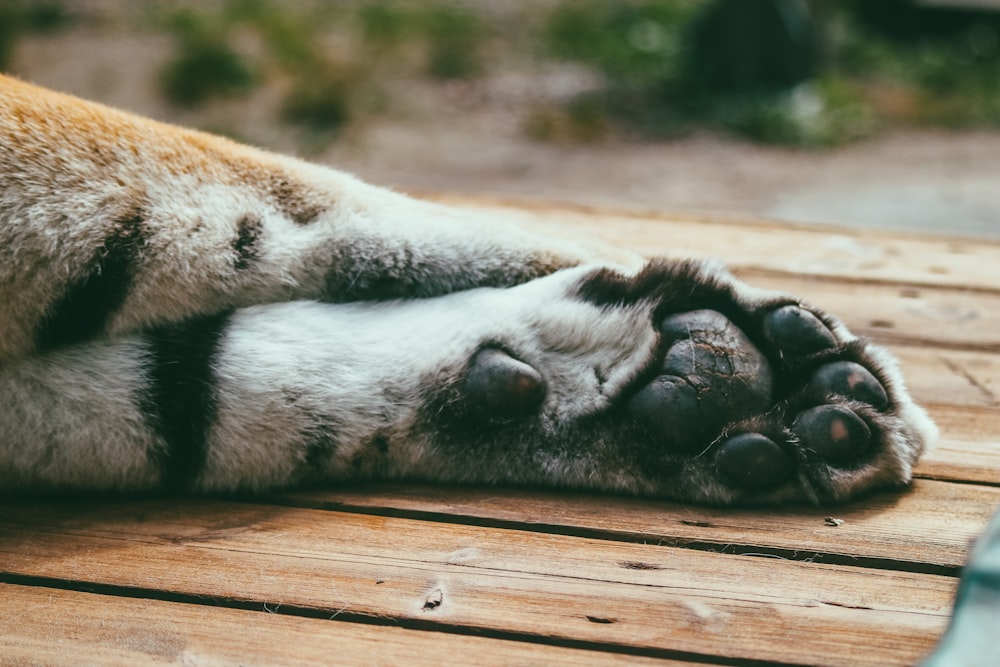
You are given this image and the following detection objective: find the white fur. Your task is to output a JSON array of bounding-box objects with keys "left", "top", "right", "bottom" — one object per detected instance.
[
  {"left": 0, "top": 75, "right": 936, "bottom": 503},
  {"left": 0, "top": 340, "right": 160, "bottom": 490}
]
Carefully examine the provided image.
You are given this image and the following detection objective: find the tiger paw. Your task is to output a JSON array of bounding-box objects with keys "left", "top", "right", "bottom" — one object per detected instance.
[{"left": 431, "top": 260, "right": 936, "bottom": 506}]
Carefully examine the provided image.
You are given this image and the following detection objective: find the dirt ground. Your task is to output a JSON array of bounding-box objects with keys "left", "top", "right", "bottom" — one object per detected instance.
[{"left": 11, "top": 27, "right": 1000, "bottom": 239}]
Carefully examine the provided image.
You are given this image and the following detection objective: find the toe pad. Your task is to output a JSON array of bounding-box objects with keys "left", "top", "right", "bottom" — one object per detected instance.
[
  {"left": 763, "top": 305, "right": 837, "bottom": 354},
  {"left": 716, "top": 433, "right": 794, "bottom": 490},
  {"left": 809, "top": 361, "right": 889, "bottom": 408},
  {"left": 792, "top": 404, "right": 872, "bottom": 463}
]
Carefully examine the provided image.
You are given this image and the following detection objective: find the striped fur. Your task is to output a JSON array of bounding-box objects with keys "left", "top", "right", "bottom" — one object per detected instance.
[{"left": 0, "top": 75, "right": 936, "bottom": 503}]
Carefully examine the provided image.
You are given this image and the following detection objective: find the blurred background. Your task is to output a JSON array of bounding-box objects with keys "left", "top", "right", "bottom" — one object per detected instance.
[{"left": 3, "top": 0, "right": 1000, "bottom": 237}]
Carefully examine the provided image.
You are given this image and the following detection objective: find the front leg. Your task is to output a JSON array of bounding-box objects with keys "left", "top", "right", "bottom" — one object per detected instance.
[
  {"left": 0, "top": 260, "right": 934, "bottom": 504},
  {"left": 403, "top": 260, "right": 935, "bottom": 504},
  {"left": 1, "top": 75, "right": 620, "bottom": 363}
]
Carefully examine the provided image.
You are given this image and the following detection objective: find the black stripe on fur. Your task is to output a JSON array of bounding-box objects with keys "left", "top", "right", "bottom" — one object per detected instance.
[
  {"left": 36, "top": 207, "right": 145, "bottom": 350},
  {"left": 233, "top": 214, "right": 262, "bottom": 270},
  {"left": 143, "top": 313, "right": 231, "bottom": 492}
]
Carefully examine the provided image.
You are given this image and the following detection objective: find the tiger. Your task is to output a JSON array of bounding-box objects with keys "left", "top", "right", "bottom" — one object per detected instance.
[{"left": 0, "top": 74, "right": 936, "bottom": 504}]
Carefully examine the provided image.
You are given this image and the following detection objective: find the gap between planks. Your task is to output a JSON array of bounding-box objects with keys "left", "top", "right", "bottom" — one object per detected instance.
[
  {"left": 453, "top": 199, "right": 1000, "bottom": 351},
  {"left": 0, "top": 582, "right": 698, "bottom": 667},
  {"left": 3, "top": 202, "right": 989, "bottom": 667},
  {"left": 734, "top": 272, "right": 1000, "bottom": 352},
  {"left": 442, "top": 197, "right": 1000, "bottom": 293},
  {"left": 859, "top": 345, "right": 1000, "bottom": 485},
  {"left": 0, "top": 499, "right": 954, "bottom": 667},
  {"left": 277, "top": 477, "right": 992, "bottom": 573}
]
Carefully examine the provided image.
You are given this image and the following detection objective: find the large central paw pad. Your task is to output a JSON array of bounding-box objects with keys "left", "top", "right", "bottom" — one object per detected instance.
[{"left": 627, "top": 310, "right": 773, "bottom": 452}]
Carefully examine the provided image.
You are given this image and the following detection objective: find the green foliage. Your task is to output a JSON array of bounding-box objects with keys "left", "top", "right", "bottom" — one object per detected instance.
[
  {"left": 531, "top": 1, "right": 702, "bottom": 143},
  {"left": 236, "top": 2, "right": 326, "bottom": 72},
  {"left": 157, "top": 1, "right": 350, "bottom": 136},
  {"left": 832, "top": 15, "right": 1000, "bottom": 129},
  {"left": 545, "top": 0, "right": 703, "bottom": 86},
  {"left": 707, "top": 80, "right": 876, "bottom": 148},
  {"left": 358, "top": 3, "right": 487, "bottom": 79},
  {"left": 159, "top": 9, "right": 256, "bottom": 107},
  {"left": 422, "top": 6, "right": 484, "bottom": 80},
  {"left": 154, "top": 0, "right": 487, "bottom": 136},
  {"left": 0, "top": 0, "right": 71, "bottom": 70},
  {"left": 59, "top": 0, "right": 1000, "bottom": 149},
  {"left": 261, "top": 12, "right": 358, "bottom": 137},
  {"left": 359, "top": 4, "right": 424, "bottom": 50},
  {"left": 0, "top": 8, "right": 15, "bottom": 70},
  {"left": 525, "top": 94, "right": 613, "bottom": 143},
  {"left": 539, "top": 0, "right": 1000, "bottom": 146},
  {"left": 281, "top": 67, "right": 353, "bottom": 134}
]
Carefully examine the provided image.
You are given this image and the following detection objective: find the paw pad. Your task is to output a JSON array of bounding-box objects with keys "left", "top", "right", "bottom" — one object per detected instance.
[
  {"left": 628, "top": 376, "right": 703, "bottom": 450},
  {"left": 627, "top": 310, "right": 773, "bottom": 452},
  {"left": 626, "top": 302, "right": 899, "bottom": 498},
  {"left": 716, "top": 433, "right": 794, "bottom": 490},
  {"left": 808, "top": 361, "right": 888, "bottom": 408},
  {"left": 762, "top": 305, "right": 837, "bottom": 354},
  {"left": 658, "top": 312, "right": 773, "bottom": 408},
  {"left": 792, "top": 404, "right": 872, "bottom": 463},
  {"left": 463, "top": 348, "right": 546, "bottom": 420}
]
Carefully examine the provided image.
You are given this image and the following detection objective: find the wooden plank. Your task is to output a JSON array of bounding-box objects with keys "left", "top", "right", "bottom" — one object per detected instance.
[
  {"left": 920, "top": 442, "right": 1000, "bottom": 484},
  {"left": 443, "top": 198, "right": 1000, "bottom": 292},
  {"left": 0, "top": 583, "right": 681, "bottom": 667},
  {"left": 2, "top": 206, "right": 988, "bottom": 667},
  {"left": 740, "top": 272, "right": 1000, "bottom": 351},
  {"left": 286, "top": 478, "right": 995, "bottom": 570},
  {"left": 892, "top": 346, "right": 1000, "bottom": 410},
  {"left": 448, "top": 200, "right": 1000, "bottom": 350},
  {"left": 917, "top": 413, "right": 1000, "bottom": 485},
  {"left": 0, "top": 499, "right": 955, "bottom": 667}
]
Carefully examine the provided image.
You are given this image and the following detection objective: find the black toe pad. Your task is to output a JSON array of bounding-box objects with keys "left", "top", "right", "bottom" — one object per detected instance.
[
  {"left": 808, "top": 361, "right": 888, "bottom": 408},
  {"left": 792, "top": 404, "right": 872, "bottom": 463},
  {"left": 762, "top": 305, "right": 837, "bottom": 355},
  {"left": 716, "top": 433, "right": 794, "bottom": 490}
]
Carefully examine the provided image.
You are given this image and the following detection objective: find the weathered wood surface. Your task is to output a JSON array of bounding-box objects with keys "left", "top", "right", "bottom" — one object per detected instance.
[
  {"left": 0, "top": 584, "right": 676, "bottom": 667},
  {"left": 3, "top": 200, "right": 999, "bottom": 666}
]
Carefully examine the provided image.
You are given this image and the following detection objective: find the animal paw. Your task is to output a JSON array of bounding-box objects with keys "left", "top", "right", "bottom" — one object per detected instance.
[{"left": 433, "top": 260, "right": 935, "bottom": 505}]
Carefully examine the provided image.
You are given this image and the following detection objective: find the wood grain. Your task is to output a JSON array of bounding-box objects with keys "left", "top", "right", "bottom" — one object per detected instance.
[
  {"left": 0, "top": 499, "right": 955, "bottom": 667},
  {"left": 892, "top": 346, "right": 1000, "bottom": 410},
  {"left": 445, "top": 198, "right": 1000, "bottom": 292},
  {"left": 284, "top": 478, "right": 994, "bottom": 570},
  {"left": 0, "top": 583, "right": 682, "bottom": 667},
  {"left": 738, "top": 272, "right": 1000, "bottom": 350},
  {"left": 7, "top": 205, "right": 999, "bottom": 667},
  {"left": 447, "top": 201, "right": 1000, "bottom": 349}
]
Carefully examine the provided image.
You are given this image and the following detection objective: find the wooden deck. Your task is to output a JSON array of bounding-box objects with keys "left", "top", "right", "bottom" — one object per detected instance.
[{"left": 3, "top": 200, "right": 1000, "bottom": 666}]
